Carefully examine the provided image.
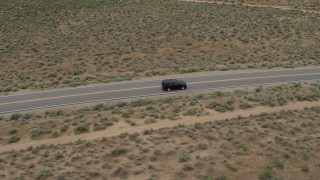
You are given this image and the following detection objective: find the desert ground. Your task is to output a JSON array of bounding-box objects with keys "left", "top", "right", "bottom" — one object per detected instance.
[
  {"left": 0, "top": 104, "right": 319, "bottom": 179},
  {"left": 1, "top": 0, "right": 319, "bottom": 179},
  {"left": 1, "top": 0, "right": 319, "bottom": 94}
]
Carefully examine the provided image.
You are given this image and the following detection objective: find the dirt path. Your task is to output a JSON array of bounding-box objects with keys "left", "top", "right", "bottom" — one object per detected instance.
[
  {"left": 1, "top": 101, "right": 319, "bottom": 153},
  {"left": 178, "top": 0, "right": 320, "bottom": 14}
]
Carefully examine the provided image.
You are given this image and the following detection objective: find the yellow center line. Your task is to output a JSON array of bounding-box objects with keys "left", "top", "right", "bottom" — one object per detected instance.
[
  {"left": 0, "top": 86, "right": 158, "bottom": 106},
  {"left": 1, "top": 72, "right": 319, "bottom": 105},
  {"left": 189, "top": 72, "right": 320, "bottom": 85}
]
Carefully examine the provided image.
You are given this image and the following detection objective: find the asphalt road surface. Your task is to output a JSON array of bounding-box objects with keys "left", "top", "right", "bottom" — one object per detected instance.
[{"left": 0, "top": 67, "right": 319, "bottom": 114}]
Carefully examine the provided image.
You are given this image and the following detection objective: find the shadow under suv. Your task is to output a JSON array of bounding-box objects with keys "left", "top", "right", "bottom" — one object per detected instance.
[{"left": 161, "top": 79, "right": 187, "bottom": 92}]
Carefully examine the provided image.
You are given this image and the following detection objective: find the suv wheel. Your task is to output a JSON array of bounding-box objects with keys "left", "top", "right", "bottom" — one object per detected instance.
[
  {"left": 181, "top": 86, "right": 185, "bottom": 90},
  {"left": 167, "top": 88, "right": 171, "bottom": 92}
]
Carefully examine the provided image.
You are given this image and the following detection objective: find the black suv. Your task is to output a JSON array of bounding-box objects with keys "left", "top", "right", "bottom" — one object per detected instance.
[{"left": 162, "top": 79, "right": 187, "bottom": 91}]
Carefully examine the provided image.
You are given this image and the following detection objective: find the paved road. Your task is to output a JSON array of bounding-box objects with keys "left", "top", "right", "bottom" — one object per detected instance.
[{"left": 0, "top": 67, "right": 319, "bottom": 114}]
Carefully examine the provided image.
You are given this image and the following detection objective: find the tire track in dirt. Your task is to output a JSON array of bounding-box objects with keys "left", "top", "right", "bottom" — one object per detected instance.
[
  {"left": 0, "top": 101, "right": 319, "bottom": 153},
  {"left": 179, "top": 0, "right": 320, "bottom": 14}
]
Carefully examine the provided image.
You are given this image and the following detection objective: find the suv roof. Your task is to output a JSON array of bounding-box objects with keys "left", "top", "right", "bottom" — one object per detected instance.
[
  {"left": 162, "top": 79, "right": 186, "bottom": 84},
  {"left": 162, "top": 79, "right": 179, "bottom": 83}
]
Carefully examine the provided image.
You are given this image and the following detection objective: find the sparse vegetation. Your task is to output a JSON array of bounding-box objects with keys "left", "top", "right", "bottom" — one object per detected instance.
[
  {"left": 30, "top": 127, "right": 44, "bottom": 139},
  {"left": 111, "top": 146, "right": 127, "bottom": 156},
  {"left": 7, "top": 135, "right": 20, "bottom": 143},
  {"left": 0, "top": 1, "right": 319, "bottom": 179},
  {"left": 74, "top": 123, "right": 90, "bottom": 134},
  {"left": 301, "top": 165, "right": 310, "bottom": 173},
  {"left": 0, "top": 107, "right": 319, "bottom": 179},
  {"left": 1, "top": 0, "right": 319, "bottom": 94}
]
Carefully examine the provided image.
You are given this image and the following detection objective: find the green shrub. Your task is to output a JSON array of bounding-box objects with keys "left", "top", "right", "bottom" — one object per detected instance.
[
  {"left": 113, "top": 166, "right": 122, "bottom": 175},
  {"left": 111, "top": 146, "right": 127, "bottom": 156},
  {"left": 210, "top": 91, "right": 228, "bottom": 98},
  {"left": 239, "top": 102, "right": 253, "bottom": 109},
  {"left": 30, "top": 127, "right": 43, "bottom": 138},
  {"left": 60, "top": 125, "right": 69, "bottom": 133},
  {"left": 8, "top": 135, "right": 20, "bottom": 143},
  {"left": 92, "top": 103, "right": 105, "bottom": 111},
  {"left": 224, "top": 161, "right": 238, "bottom": 172},
  {"left": 259, "top": 170, "right": 273, "bottom": 180},
  {"left": 208, "top": 101, "right": 234, "bottom": 112},
  {"left": 143, "top": 129, "right": 153, "bottom": 135},
  {"left": 54, "top": 152, "right": 63, "bottom": 160},
  {"left": 260, "top": 97, "right": 276, "bottom": 107},
  {"left": 161, "top": 97, "right": 173, "bottom": 104},
  {"left": 10, "top": 113, "right": 21, "bottom": 121},
  {"left": 179, "top": 66, "right": 203, "bottom": 73},
  {"left": 128, "top": 133, "right": 140, "bottom": 142},
  {"left": 129, "top": 99, "right": 153, "bottom": 107},
  {"left": 9, "top": 128, "right": 18, "bottom": 135},
  {"left": 125, "top": 119, "right": 136, "bottom": 126},
  {"left": 102, "top": 163, "right": 112, "bottom": 169},
  {"left": 272, "top": 157, "right": 285, "bottom": 169},
  {"left": 198, "top": 143, "right": 208, "bottom": 150},
  {"left": 122, "top": 111, "right": 131, "bottom": 118},
  {"left": 255, "top": 86, "right": 263, "bottom": 93},
  {"left": 301, "top": 165, "right": 310, "bottom": 173},
  {"left": 183, "top": 163, "right": 193, "bottom": 171},
  {"left": 92, "top": 117, "right": 113, "bottom": 131},
  {"left": 118, "top": 132, "right": 128, "bottom": 139},
  {"left": 145, "top": 70, "right": 161, "bottom": 77},
  {"left": 33, "top": 169, "right": 50, "bottom": 180},
  {"left": 277, "top": 97, "right": 288, "bottom": 106},
  {"left": 144, "top": 118, "right": 157, "bottom": 124},
  {"left": 10, "top": 113, "right": 34, "bottom": 121},
  {"left": 93, "top": 124, "right": 106, "bottom": 131},
  {"left": 45, "top": 110, "right": 65, "bottom": 117},
  {"left": 183, "top": 108, "right": 197, "bottom": 116},
  {"left": 179, "top": 153, "right": 190, "bottom": 163},
  {"left": 215, "top": 175, "right": 228, "bottom": 180},
  {"left": 132, "top": 169, "right": 143, "bottom": 175},
  {"left": 74, "top": 123, "right": 90, "bottom": 134}
]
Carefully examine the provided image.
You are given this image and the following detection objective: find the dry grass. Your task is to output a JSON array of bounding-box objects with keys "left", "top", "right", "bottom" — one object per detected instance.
[
  {"left": 1, "top": 0, "right": 319, "bottom": 93},
  {"left": 0, "top": 107, "right": 319, "bottom": 179}
]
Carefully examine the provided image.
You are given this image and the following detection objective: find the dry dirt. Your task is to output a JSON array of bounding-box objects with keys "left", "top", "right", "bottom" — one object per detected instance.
[
  {"left": 0, "top": 104, "right": 319, "bottom": 180},
  {"left": 2, "top": 0, "right": 319, "bottom": 94},
  {"left": 1, "top": 100, "right": 319, "bottom": 153}
]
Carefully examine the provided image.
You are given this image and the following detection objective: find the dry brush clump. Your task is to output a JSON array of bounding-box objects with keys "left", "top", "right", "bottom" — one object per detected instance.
[
  {"left": 0, "top": 107, "right": 319, "bottom": 179},
  {"left": 1, "top": 0, "right": 319, "bottom": 94},
  {"left": 0, "top": 82, "right": 319, "bottom": 144}
]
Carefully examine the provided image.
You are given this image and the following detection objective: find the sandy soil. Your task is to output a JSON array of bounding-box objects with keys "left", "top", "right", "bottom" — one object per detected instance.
[{"left": 1, "top": 101, "right": 319, "bottom": 153}]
